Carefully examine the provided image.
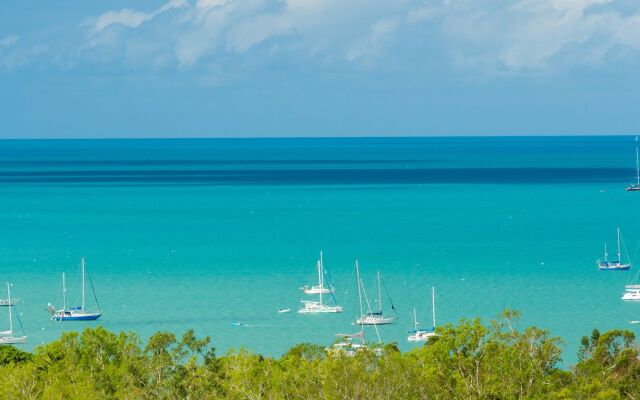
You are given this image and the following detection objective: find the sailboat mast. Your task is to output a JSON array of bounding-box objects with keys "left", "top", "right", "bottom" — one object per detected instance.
[
  {"left": 81, "top": 258, "right": 86, "bottom": 312},
  {"left": 413, "top": 307, "right": 418, "bottom": 331},
  {"left": 634, "top": 136, "right": 640, "bottom": 185},
  {"left": 319, "top": 251, "right": 324, "bottom": 287},
  {"left": 617, "top": 228, "right": 622, "bottom": 260},
  {"left": 431, "top": 287, "right": 436, "bottom": 328},
  {"left": 355, "top": 260, "right": 364, "bottom": 343},
  {"left": 377, "top": 271, "right": 382, "bottom": 314},
  {"left": 62, "top": 272, "right": 66, "bottom": 311},
  {"left": 317, "top": 260, "right": 323, "bottom": 305},
  {"left": 6, "top": 283, "right": 12, "bottom": 333}
]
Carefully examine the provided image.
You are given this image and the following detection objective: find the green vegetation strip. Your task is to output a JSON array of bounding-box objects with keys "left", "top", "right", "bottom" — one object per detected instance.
[{"left": 1, "top": 310, "right": 638, "bottom": 399}]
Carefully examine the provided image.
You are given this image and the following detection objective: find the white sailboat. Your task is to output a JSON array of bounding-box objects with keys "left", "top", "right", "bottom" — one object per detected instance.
[
  {"left": 298, "top": 254, "right": 342, "bottom": 313},
  {"left": 0, "top": 283, "right": 27, "bottom": 345},
  {"left": 51, "top": 258, "right": 102, "bottom": 321},
  {"left": 333, "top": 260, "right": 380, "bottom": 355},
  {"left": 408, "top": 287, "right": 437, "bottom": 342},
  {"left": 356, "top": 271, "right": 396, "bottom": 325},
  {"left": 597, "top": 228, "right": 631, "bottom": 271},
  {"left": 626, "top": 136, "right": 640, "bottom": 191},
  {"left": 300, "top": 251, "right": 334, "bottom": 294}
]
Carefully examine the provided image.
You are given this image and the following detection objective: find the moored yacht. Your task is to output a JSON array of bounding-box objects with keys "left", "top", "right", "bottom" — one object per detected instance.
[
  {"left": 356, "top": 271, "right": 397, "bottom": 325},
  {"left": 51, "top": 258, "right": 102, "bottom": 321},
  {"left": 0, "top": 283, "right": 27, "bottom": 345},
  {"left": 626, "top": 136, "right": 640, "bottom": 191},
  {"left": 331, "top": 260, "right": 381, "bottom": 355},
  {"left": 300, "top": 252, "right": 334, "bottom": 295},
  {"left": 597, "top": 228, "right": 631, "bottom": 271},
  {"left": 298, "top": 252, "right": 342, "bottom": 314},
  {"left": 298, "top": 300, "right": 342, "bottom": 313},
  {"left": 408, "top": 287, "right": 438, "bottom": 342},
  {"left": 622, "top": 285, "right": 640, "bottom": 301}
]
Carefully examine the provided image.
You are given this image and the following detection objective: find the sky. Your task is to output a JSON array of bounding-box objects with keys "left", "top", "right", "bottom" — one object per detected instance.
[{"left": 1, "top": 0, "right": 640, "bottom": 138}]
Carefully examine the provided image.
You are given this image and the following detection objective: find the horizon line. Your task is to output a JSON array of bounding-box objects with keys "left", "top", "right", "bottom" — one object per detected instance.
[{"left": 0, "top": 133, "right": 637, "bottom": 140}]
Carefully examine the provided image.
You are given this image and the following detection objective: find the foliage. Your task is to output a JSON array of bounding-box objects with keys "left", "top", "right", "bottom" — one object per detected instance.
[{"left": 0, "top": 311, "right": 639, "bottom": 399}]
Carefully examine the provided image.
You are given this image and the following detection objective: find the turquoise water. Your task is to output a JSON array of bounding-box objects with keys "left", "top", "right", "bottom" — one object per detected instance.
[{"left": 1, "top": 137, "right": 639, "bottom": 364}]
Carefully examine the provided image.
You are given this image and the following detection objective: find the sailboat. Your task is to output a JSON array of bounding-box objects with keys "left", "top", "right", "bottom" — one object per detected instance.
[
  {"left": 298, "top": 254, "right": 342, "bottom": 313},
  {"left": 356, "top": 271, "right": 396, "bottom": 325},
  {"left": 51, "top": 258, "right": 102, "bottom": 321},
  {"left": 626, "top": 136, "right": 640, "bottom": 191},
  {"left": 597, "top": 228, "right": 631, "bottom": 271},
  {"left": 408, "top": 287, "right": 437, "bottom": 342},
  {"left": 300, "top": 251, "right": 334, "bottom": 294},
  {"left": 332, "top": 260, "right": 380, "bottom": 355},
  {"left": 0, "top": 283, "right": 27, "bottom": 344}
]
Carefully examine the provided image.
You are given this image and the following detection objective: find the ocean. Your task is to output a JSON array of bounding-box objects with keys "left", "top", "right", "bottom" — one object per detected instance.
[{"left": 0, "top": 136, "right": 639, "bottom": 364}]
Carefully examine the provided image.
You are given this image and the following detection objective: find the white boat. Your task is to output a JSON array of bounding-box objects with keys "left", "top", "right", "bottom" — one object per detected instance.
[
  {"left": 278, "top": 308, "right": 291, "bottom": 313},
  {"left": 331, "top": 331, "right": 367, "bottom": 356},
  {"left": 51, "top": 258, "right": 102, "bottom": 321},
  {"left": 622, "top": 285, "right": 640, "bottom": 301},
  {"left": 0, "top": 283, "right": 27, "bottom": 345},
  {"left": 300, "top": 252, "right": 334, "bottom": 294},
  {"left": 356, "top": 271, "right": 396, "bottom": 325},
  {"left": 298, "top": 300, "right": 342, "bottom": 314},
  {"left": 408, "top": 287, "right": 438, "bottom": 342},
  {"left": 298, "top": 252, "right": 341, "bottom": 314},
  {"left": 626, "top": 136, "right": 640, "bottom": 191},
  {"left": 0, "top": 297, "right": 18, "bottom": 307},
  {"left": 597, "top": 228, "right": 631, "bottom": 271},
  {"left": 332, "top": 260, "right": 381, "bottom": 355}
]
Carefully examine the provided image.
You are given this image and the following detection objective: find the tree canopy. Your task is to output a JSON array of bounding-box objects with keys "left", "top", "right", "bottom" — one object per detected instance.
[{"left": 1, "top": 310, "right": 639, "bottom": 399}]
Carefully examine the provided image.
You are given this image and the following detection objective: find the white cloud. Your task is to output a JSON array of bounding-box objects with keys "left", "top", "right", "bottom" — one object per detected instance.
[
  {"left": 3, "top": 0, "right": 640, "bottom": 76},
  {"left": 196, "top": 0, "right": 231, "bottom": 9},
  {"left": 438, "top": 0, "right": 640, "bottom": 73},
  {"left": 0, "top": 35, "right": 18, "bottom": 47},
  {"left": 92, "top": 0, "right": 188, "bottom": 33}
]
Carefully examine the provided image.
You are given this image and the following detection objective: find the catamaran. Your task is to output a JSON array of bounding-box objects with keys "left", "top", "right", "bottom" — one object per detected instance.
[
  {"left": 298, "top": 252, "right": 342, "bottom": 313},
  {"left": 626, "top": 136, "right": 640, "bottom": 191},
  {"left": 300, "top": 251, "right": 334, "bottom": 294},
  {"left": 356, "top": 271, "right": 397, "bottom": 325},
  {"left": 597, "top": 228, "right": 631, "bottom": 271},
  {"left": 298, "top": 293, "right": 342, "bottom": 314},
  {"left": 0, "top": 283, "right": 27, "bottom": 345},
  {"left": 51, "top": 258, "right": 102, "bottom": 321},
  {"left": 408, "top": 287, "right": 437, "bottom": 342},
  {"left": 622, "top": 285, "right": 640, "bottom": 301}
]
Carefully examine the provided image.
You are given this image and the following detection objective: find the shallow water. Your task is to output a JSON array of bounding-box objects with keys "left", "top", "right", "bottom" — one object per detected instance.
[{"left": 0, "top": 136, "right": 639, "bottom": 364}]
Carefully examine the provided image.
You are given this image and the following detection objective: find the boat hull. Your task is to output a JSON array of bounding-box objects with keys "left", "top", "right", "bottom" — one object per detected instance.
[
  {"left": 356, "top": 316, "right": 394, "bottom": 325},
  {"left": 52, "top": 313, "right": 101, "bottom": 321},
  {"left": 408, "top": 331, "right": 437, "bottom": 342},
  {"left": 0, "top": 298, "right": 18, "bottom": 307},
  {"left": 302, "top": 286, "right": 333, "bottom": 295},
  {"left": 599, "top": 266, "right": 631, "bottom": 271},
  {"left": 298, "top": 307, "right": 342, "bottom": 314},
  {"left": 0, "top": 336, "right": 27, "bottom": 345}
]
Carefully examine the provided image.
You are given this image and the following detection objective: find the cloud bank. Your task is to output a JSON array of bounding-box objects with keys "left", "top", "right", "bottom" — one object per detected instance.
[{"left": 2, "top": 0, "right": 640, "bottom": 77}]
